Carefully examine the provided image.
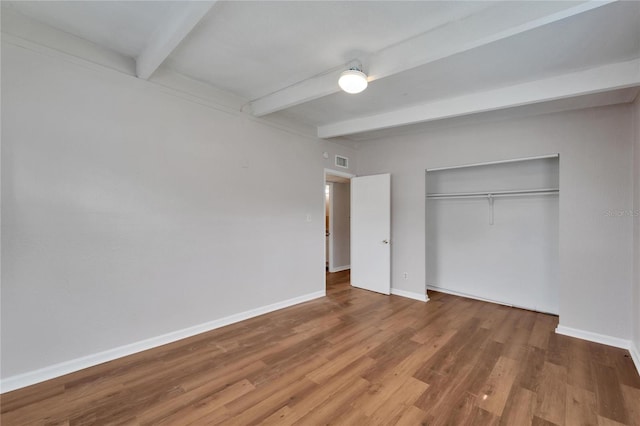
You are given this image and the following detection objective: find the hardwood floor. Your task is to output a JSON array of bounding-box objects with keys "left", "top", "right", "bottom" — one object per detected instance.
[{"left": 2, "top": 271, "right": 639, "bottom": 425}]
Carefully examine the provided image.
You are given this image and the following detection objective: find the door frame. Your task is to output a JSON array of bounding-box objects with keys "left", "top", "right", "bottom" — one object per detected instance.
[
  {"left": 324, "top": 169, "right": 355, "bottom": 274},
  {"left": 326, "top": 182, "right": 333, "bottom": 270}
]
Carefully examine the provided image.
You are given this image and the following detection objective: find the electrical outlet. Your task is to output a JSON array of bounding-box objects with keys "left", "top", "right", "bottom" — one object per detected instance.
[{"left": 403, "top": 272, "right": 408, "bottom": 280}]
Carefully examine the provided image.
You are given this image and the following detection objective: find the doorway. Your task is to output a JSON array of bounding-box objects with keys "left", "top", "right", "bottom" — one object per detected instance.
[{"left": 324, "top": 169, "right": 353, "bottom": 290}]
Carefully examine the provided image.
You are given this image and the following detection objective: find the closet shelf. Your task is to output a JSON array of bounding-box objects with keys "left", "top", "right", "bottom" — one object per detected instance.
[{"left": 426, "top": 187, "right": 559, "bottom": 199}]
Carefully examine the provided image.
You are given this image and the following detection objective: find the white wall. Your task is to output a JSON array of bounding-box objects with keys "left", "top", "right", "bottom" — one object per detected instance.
[
  {"left": 633, "top": 96, "right": 640, "bottom": 364},
  {"left": 0, "top": 40, "right": 356, "bottom": 382},
  {"left": 357, "top": 105, "right": 634, "bottom": 341},
  {"left": 330, "top": 182, "right": 350, "bottom": 271}
]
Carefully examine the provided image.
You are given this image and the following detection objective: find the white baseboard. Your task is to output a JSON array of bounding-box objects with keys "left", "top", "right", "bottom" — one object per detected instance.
[
  {"left": 555, "top": 325, "right": 631, "bottom": 350},
  {"left": 427, "top": 285, "right": 514, "bottom": 308},
  {"left": 391, "top": 288, "right": 429, "bottom": 302},
  {"left": 328, "top": 265, "right": 350, "bottom": 273},
  {"left": 0, "top": 290, "right": 325, "bottom": 394},
  {"left": 426, "top": 285, "right": 558, "bottom": 315},
  {"left": 630, "top": 341, "right": 640, "bottom": 376}
]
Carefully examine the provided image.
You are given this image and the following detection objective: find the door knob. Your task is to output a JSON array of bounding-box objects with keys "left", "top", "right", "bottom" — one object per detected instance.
[{"left": 382, "top": 239, "right": 389, "bottom": 244}]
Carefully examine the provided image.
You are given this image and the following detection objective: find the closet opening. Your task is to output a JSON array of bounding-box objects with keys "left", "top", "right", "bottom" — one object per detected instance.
[{"left": 425, "top": 154, "right": 560, "bottom": 314}]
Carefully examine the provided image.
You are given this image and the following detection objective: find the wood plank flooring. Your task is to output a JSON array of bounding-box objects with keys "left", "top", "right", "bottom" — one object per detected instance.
[{"left": 2, "top": 271, "right": 639, "bottom": 425}]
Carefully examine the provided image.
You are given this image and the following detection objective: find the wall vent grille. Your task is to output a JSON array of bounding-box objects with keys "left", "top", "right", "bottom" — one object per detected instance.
[{"left": 335, "top": 155, "right": 349, "bottom": 168}]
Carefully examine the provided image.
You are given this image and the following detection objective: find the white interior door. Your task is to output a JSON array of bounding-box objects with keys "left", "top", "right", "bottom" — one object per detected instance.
[{"left": 351, "top": 173, "right": 391, "bottom": 295}]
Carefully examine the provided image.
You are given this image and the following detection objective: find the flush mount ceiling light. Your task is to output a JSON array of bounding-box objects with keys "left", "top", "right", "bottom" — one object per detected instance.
[{"left": 338, "top": 68, "right": 368, "bottom": 94}]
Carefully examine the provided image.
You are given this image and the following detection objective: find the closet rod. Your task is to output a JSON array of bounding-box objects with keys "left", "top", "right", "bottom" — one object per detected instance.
[{"left": 426, "top": 188, "right": 559, "bottom": 199}]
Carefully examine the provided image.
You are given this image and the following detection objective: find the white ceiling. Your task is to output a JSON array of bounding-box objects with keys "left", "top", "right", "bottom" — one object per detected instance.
[
  {"left": 2, "top": 1, "right": 188, "bottom": 58},
  {"left": 2, "top": 1, "right": 639, "bottom": 141},
  {"left": 166, "top": 1, "right": 495, "bottom": 100},
  {"left": 286, "top": 1, "right": 640, "bottom": 126}
]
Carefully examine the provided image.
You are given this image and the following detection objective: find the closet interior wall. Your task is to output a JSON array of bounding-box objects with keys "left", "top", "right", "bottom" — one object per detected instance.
[{"left": 426, "top": 156, "right": 560, "bottom": 314}]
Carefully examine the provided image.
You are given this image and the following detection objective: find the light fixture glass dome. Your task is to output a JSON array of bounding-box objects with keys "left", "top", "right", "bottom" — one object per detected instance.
[{"left": 338, "top": 69, "right": 368, "bottom": 94}]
